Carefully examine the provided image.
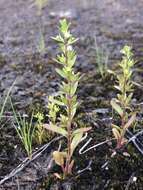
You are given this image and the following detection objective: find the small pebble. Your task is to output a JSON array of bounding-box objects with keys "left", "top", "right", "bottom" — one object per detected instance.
[{"left": 133, "top": 176, "right": 137, "bottom": 182}]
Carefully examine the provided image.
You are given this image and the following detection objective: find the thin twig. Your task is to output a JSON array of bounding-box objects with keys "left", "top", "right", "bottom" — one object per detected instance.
[
  {"left": 0, "top": 115, "right": 28, "bottom": 118},
  {"left": 130, "top": 139, "right": 143, "bottom": 155},
  {"left": 77, "top": 160, "right": 92, "bottom": 174},
  {"left": 0, "top": 136, "right": 62, "bottom": 185},
  {"left": 126, "top": 129, "right": 143, "bottom": 155},
  {"left": 79, "top": 137, "right": 114, "bottom": 155},
  {"left": 127, "top": 129, "right": 143, "bottom": 141}
]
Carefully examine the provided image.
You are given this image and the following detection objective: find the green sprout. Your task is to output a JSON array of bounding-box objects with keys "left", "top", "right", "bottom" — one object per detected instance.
[
  {"left": 94, "top": 37, "right": 109, "bottom": 79},
  {"left": 11, "top": 99, "right": 35, "bottom": 158},
  {"left": 44, "top": 19, "right": 91, "bottom": 179},
  {"left": 37, "top": 31, "right": 46, "bottom": 55},
  {"left": 34, "top": 111, "right": 47, "bottom": 145},
  {"left": 34, "top": 0, "right": 48, "bottom": 54},
  {"left": 34, "top": 0, "right": 48, "bottom": 15},
  {"left": 0, "top": 81, "right": 15, "bottom": 122},
  {"left": 13, "top": 112, "right": 35, "bottom": 158},
  {"left": 111, "top": 45, "right": 136, "bottom": 149},
  {"left": 47, "top": 95, "right": 59, "bottom": 124}
]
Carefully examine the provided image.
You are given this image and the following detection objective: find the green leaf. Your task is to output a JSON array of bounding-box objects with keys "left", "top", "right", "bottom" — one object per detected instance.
[
  {"left": 72, "top": 127, "right": 92, "bottom": 136},
  {"left": 111, "top": 99, "right": 123, "bottom": 117},
  {"left": 48, "top": 95, "right": 64, "bottom": 110},
  {"left": 67, "top": 50, "right": 77, "bottom": 67},
  {"left": 44, "top": 123, "right": 68, "bottom": 137},
  {"left": 114, "top": 85, "right": 121, "bottom": 91},
  {"left": 120, "top": 45, "right": 132, "bottom": 57},
  {"left": 70, "top": 107, "right": 77, "bottom": 119},
  {"left": 111, "top": 124, "right": 121, "bottom": 132},
  {"left": 112, "top": 128, "right": 121, "bottom": 140},
  {"left": 57, "top": 54, "right": 66, "bottom": 64},
  {"left": 107, "top": 69, "right": 115, "bottom": 75},
  {"left": 52, "top": 98, "right": 65, "bottom": 106},
  {"left": 59, "top": 94, "right": 67, "bottom": 105},
  {"left": 60, "top": 82, "right": 70, "bottom": 94},
  {"left": 68, "top": 37, "right": 78, "bottom": 45},
  {"left": 126, "top": 93, "right": 133, "bottom": 105},
  {"left": 53, "top": 151, "right": 67, "bottom": 166},
  {"left": 56, "top": 68, "right": 67, "bottom": 79},
  {"left": 70, "top": 81, "right": 78, "bottom": 96},
  {"left": 51, "top": 35, "right": 64, "bottom": 43},
  {"left": 71, "top": 132, "right": 83, "bottom": 155},
  {"left": 124, "top": 113, "right": 136, "bottom": 130},
  {"left": 60, "top": 19, "right": 70, "bottom": 34}
]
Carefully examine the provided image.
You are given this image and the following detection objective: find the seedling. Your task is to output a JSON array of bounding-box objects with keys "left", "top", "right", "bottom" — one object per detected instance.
[
  {"left": 34, "top": 0, "right": 48, "bottom": 15},
  {"left": 34, "top": 111, "right": 47, "bottom": 145},
  {"left": 34, "top": 0, "right": 47, "bottom": 54},
  {"left": 34, "top": 97, "right": 59, "bottom": 144},
  {"left": 0, "top": 80, "right": 16, "bottom": 122},
  {"left": 111, "top": 45, "right": 136, "bottom": 149},
  {"left": 47, "top": 95, "right": 59, "bottom": 124},
  {"left": 44, "top": 19, "right": 91, "bottom": 179},
  {"left": 94, "top": 36, "right": 109, "bottom": 79},
  {"left": 37, "top": 31, "right": 46, "bottom": 55}
]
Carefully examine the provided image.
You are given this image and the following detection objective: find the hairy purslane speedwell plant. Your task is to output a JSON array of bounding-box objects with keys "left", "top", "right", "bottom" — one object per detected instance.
[
  {"left": 111, "top": 45, "right": 136, "bottom": 149},
  {"left": 44, "top": 19, "right": 91, "bottom": 179}
]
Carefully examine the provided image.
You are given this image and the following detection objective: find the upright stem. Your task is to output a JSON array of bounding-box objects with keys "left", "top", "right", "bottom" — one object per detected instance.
[
  {"left": 121, "top": 67, "right": 128, "bottom": 127},
  {"left": 65, "top": 96, "right": 72, "bottom": 175},
  {"left": 63, "top": 38, "right": 72, "bottom": 176},
  {"left": 118, "top": 62, "right": 129, "bottom": 148}
]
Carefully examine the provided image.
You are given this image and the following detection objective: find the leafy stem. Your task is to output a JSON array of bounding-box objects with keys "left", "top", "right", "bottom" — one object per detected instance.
[
  {"left": 111, "top": 45, "right": 136, "bottom": 149},
  {"left": 44, "top": 19, "right": 91, "bottom": 179}
]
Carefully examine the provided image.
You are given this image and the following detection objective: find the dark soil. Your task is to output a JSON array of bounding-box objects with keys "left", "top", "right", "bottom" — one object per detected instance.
[{"left": 0, "top": 0, "right": 143, "bottom": 189}]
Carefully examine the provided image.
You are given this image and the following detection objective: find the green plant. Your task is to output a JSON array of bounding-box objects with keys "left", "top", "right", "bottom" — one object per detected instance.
[
  {"left": 111, "top": 45, "right": 136, "bottom": 149},
  {"left": 34, "top": 97, "right": 59, "bottom": 144},
  {"left": 34, "top": 0, "right": 48, "bottom": 15},
  {"left": 34, "top": 111, "right": 47, "bottom": 144},
  {"left": 11, "top": 102, "right": 35, "bottom": 158},
  {"left": 0, "top": 80, "right": 16, "bottom": 122},
  {"left": 47, "top": 95, "right": 59, "bottom": 124},
  {"left": 37, "top": 30, "right": 46, "bottom": 55},
  {"left": 44, "top": 19, "right": 91, "bottom": 179},
  {"left": 94, "top": 36, "right": 109, "bottom": 78},
  {"left": 34, "top": 0, "right": 48, "bottom": 54}
]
